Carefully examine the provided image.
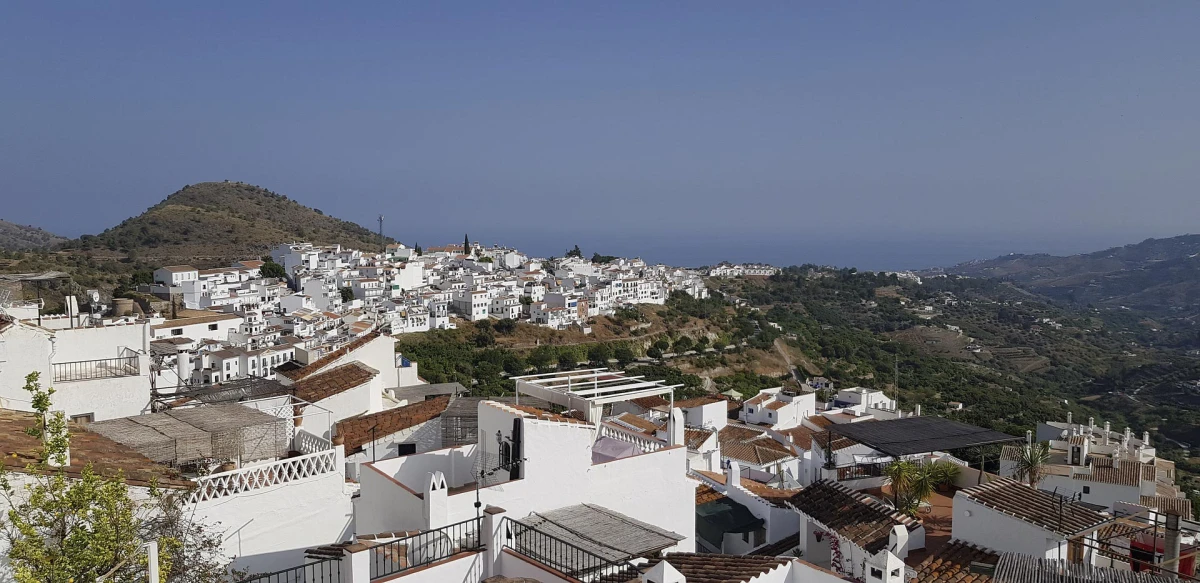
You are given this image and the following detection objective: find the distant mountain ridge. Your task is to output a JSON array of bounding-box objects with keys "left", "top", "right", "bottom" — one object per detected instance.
[
  {"left": 0, "top": 219, "right": 68, "bottom": 251},
  {"left": 69, "top": 181, "right": 393, "bottom": 268},
  {"left": 943, "top": 234, "right": 1200, "bottom": 315}
]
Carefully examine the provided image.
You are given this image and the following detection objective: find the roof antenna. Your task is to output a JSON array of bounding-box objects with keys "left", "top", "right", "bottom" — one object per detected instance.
[{"left": 377, "top": 215, "right": 385, "bottom": 254}]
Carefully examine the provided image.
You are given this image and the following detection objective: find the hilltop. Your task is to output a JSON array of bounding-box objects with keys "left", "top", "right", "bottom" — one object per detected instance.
[
  {"left": 65, "top": 182, "right": 393, "bottom": 267},
  {"left": 941, "top": 235, "right": 1200, "bottom": 317},
  {"left": 0, "top": 219, "right": 67, "bottom": 251}
]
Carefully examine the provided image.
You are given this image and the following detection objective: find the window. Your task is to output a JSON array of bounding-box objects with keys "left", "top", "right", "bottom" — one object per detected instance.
[
  {"left": 747, "top": 407, "right": 755, "bottom": 414},
  {"left": 70, "top": 413, "right": 94, "bottom": 425},
  {"left": 1082, "top": 486, "right": 1090, "bottom": 494},
  {"left": 741, "top": 532, "right": 751, "bottom": 544},
  {"left": 870, "top": 567, "right": 884, "bottom": 580},
  {"left": 224, "top": 362, "right": 230, "bottom": 371},
  {"left": 208, "top": 323, "right": 219, "bottom": 331},
  {"left": 171, "top": 328, "right": 183, "bottom": 336}
]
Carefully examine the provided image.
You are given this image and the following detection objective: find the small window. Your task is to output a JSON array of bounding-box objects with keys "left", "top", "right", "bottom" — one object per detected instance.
[
  {"left": 171, "top": 328, "right": 183, "bottom": 336},
  {"left": 70, "top": 413, "right": 95, "bottom": 425},
  {"left": 1082, "top": 486, "right": 1091, "bottom": 495},
  {"left": 741, "top": 532, "right": 751, "bottom": 543},
  {"left": 870, "top": 567, "right": 884, "bottom": 580},
  {"left": 208, "top": 323, "right": 219, "bottom": 331},
  {"left": 747, "top": 407, "right": 755, "bottom": 414}
]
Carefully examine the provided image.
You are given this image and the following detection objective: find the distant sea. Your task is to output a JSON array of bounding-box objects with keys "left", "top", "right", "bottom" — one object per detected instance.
[{"left": 486, "top": 232, "right": 1137, "bottom": 272}]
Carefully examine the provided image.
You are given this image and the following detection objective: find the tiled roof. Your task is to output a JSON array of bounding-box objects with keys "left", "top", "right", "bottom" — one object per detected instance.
[
  {"left": 745, "top": 393, "right": 770, "bottom": 406},
  {"left": 151, "top": 312, "right": 241, "bottom": 330},
  {"left": 630, "top": 396, "right": 669, "bottom": 409},
  {"left": 807, "top": 416, "right": 834, "bottom": 430},
  {"left": 614, "top": 412, "right": 661, "bottom": 435},
  {"left": 335, "top": 396, "right": 451, "bottom": 453},
  {"left": 748, "top": 533, "right": 801, "bottom": 557},
  {"left": 277, "top": 332, "right": 382, "bottom": 381},
  {"left": 1078, "top": 465, "right": 1142, "bottom": 487},
  {"left": 764, "top": 400, "right": 787, "bottom": 410},
  {"left": 641, "top": 553, "right": 791, "bottom": 583},
  {"left": 779, "top": 426, "right": 816, "bottom": 449},
  {"left": 1139, "top": 495, "right": 1192, "bottom": 517},
  {"left": 507, "top": 404, "right": 591, "bottom": 425},
  {"left": 785, "top": 480, "right": 915, "bottom": 554},
  {"left": 292, "top": 362, "right": 379, "bottom": 404},
  {"left": 158, "top": 265, "right": 197, "bottom": 272},
  {"left": 696, "top": 483, "right": 726, "bottom": 505},
  {"left": 909, "top": 540, "right": 999, "bottom": 583},
  {"left": 958, "top": 477, "right": 1108, "bottom": 536},
  {"left": 718, "top": 425, "right": 795, "bottom": 466},
  {"left": 740, "top": 480, "right": 800, "bottom": 507},
  {"left": 684, "top": 428, "right": 714, "bottom": 450},
  {"left": 675, "top": 396, "right": 722, "bottom": 408},
  {"left": 0, "top": 409, "right": 190, "bottom": 488}
]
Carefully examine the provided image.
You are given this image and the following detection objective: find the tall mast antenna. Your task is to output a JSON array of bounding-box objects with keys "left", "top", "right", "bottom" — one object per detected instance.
[{"left": 378, "top": 215, "right": 385, "bottom": 254}]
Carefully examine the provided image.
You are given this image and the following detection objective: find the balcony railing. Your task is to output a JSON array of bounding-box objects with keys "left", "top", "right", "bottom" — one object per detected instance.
[
  {"left": 503, "top": 518, "right": 642, "bottom": 583},
  {"left": 187, "top": 448, "right": 338, "bottom": 504},
  {"left": 599, "top": 423, "right": 665, "bottom": 454},
  {"left": 369, "top": 517, "right": 483, "bottom": 580},
  {"left": 51, "top": 356, "right": 139, "bottom": 383},
  {"left": 235, "top": 556, "right": 341, "bottom": 583},
  {"left": 837, "top": 462, "right": 886, "bottom": 481}
]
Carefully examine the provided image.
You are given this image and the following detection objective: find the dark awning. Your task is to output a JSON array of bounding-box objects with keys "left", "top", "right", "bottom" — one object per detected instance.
[{"left": 829, "top": 416, "right": 1021, "bottom": 457}]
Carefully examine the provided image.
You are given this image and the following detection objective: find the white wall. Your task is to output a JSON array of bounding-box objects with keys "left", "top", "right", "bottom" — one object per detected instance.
[
  {"left": 497, "top": 550, "right": 575, "bottom": 583},
  {"left": 53, "top": 323, "right": 149, "bottom": 360},
  {"left": 1040, "top": 474, "right": 1141, "bottom": 511},
  {"left": 378, "top": 550, "right": 483, "bottom": 583},
  {"left": 344, "top": 418, "right": 442, "bottom": 473},
  {"left": 951, "top": 494, "right": 1064, "bottom": 560},
  {"left": 193, "top": 470, "right": 354, "bottom": 574}
]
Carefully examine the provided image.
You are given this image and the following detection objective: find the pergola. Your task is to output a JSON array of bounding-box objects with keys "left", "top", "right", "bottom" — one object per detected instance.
[
  {"left": 512, "top": 368, "right": 681, "bottom": 424},
  {"left": 824, "top": 416, "right": 1022, "bottom": 476}
]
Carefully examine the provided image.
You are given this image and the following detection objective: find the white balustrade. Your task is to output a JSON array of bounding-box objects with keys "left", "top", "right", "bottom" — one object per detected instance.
[
  {"left": 187, "top": 449, "right": 338, "bottom": 504},
  {"left": 600, "top": 423, "right": 665, "bottom": 453},
  {"left": 295, "top": 429, "right": 332, "bottom": 454}
]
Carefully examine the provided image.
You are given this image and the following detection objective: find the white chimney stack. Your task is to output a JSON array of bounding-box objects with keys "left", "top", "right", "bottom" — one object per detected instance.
[
  {"left": 726, "top": 460, "right": 741, "bottom": 489},
  {"left": 1026, "top": 430, "right": 1033, "bottom": 446},
  {"left": 914, "top": 404, "right": 921, "bottom": 417},
  {"left": 1089, "top": 417, "right": 1095, "bottom": 434},
  {"left": 1104, "top": 421, "right": 1111, "bottom": 445},
  {"left": 1143, "top": 431, "right": 1151, "bottom": 445},
  {"left": 1067, "top": 412, "right": 1073, "bottom": 427}
]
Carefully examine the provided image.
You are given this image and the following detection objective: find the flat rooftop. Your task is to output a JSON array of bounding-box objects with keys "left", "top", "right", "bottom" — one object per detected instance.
[
  {"left": 513, "top": 369, "right": 682, "bottom": 422},
  {"left": 829, "top": 416, "right": 1021, "bottom": 457}
]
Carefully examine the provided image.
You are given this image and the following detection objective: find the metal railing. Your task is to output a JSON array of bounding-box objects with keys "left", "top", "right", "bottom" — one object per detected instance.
[
  {"left": 838, "top": 462, "right": 886, "bottom": 481},
  {"left": 235, "top": 556, "right": 342, "bottom": 583},
  {"left": 503, "top": 518, "right": 642, "bottom": 583},
  {"left": 52, "top": 356, "right": 139, "bottom": 383},
  {"left": 370, "top": 517, "right": 483, "bottom": 580},
  {"left": 187, "top": 449, "right": 338, "bottom": 504}
]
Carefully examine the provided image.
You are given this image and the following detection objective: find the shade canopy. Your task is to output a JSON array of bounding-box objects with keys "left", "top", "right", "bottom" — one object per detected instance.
[{"left": 829, "top": 416, "right": 1020, "bottom": 457}]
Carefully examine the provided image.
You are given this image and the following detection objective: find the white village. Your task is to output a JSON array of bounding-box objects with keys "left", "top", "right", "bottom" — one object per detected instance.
[{"left": 0, "top": 239, "right": 1193, "bottom": 583}]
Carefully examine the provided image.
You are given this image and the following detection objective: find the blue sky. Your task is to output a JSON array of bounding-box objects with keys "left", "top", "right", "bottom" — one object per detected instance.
[{"left": 1, "top": 3, "right": 1197, "bottom": 268}]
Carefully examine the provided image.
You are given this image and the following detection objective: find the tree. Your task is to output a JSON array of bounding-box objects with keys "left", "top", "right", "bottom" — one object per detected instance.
[
  {"left": 588, "top": 344, "right": 613, "bottom": 364},
  {"left": 464, "top": 234, "right": 471, "bottom": 257},
  {"left": 673, "top": 336, "right": 694, "bottom": 353},
  {"left": 414, "top": 243, "right": 423, "bottom": 255},
  {"left": 339, "top": 287, "right": 355, "bottom": 303},
  {"left": 566, "top": 245, "right": 583, "bottom": 259},
  {"left": 1010, "top": 442, "right": 1051, "bottom": 487},
  {"left": 0, "top": 372, "right": 235, "bottom": 583},
  {"left": 882, "top": 460, "right": 916, "bottom": 508},
  {"left": 527, "top": 346, "right": 555, "bottom": 372},
  {"left": 260, "top": 260, "right": 287, "bottom": 279},
  {"left": 647, "top": 347, "right": 663, "bottom": 359},
  {"left": 494, "top": 318, "right": 517, "bottom": 335},
  {"left": 614, "top": 347, "right": 636, "bottom": 366}
]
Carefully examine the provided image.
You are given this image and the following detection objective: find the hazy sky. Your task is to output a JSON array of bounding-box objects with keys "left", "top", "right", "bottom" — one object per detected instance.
[{"left": 2, "top": 3, "right": 1197, "bottom": 268}]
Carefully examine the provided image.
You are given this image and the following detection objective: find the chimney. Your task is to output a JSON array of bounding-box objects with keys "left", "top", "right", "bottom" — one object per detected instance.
[
  {"left": 1067, "top": 412, "right": 1073, "bottom": 427},
  {"left": 1124, "top": 427, "right": 1132, "bottom": 442},
  {"left": 1089, "top": 417, "right": 1095, "bottom": 434},
  {"left": 1164, "top": 512, "right": 1182, "bottom": 577},
  {"left": 668, "top": 408, "right": 685, "bottom": 448},
  {"left": 914, "top": 404, "right": 921, "bottom": 417},
  {"left": 1104, "top": 421, "right": 1111, "bottom": 445},
  {"left": 1026, "top": 430, "right": 1033, "bottom": 446},
  {"left": 727, "top": 460, "right": 741, "bottom": 489},
  {"left": 1143, "top": 431, "right": 1151, "bottom": 446},
  {"left": 423, "top": 471, "right": 449, "bottom": 529}
]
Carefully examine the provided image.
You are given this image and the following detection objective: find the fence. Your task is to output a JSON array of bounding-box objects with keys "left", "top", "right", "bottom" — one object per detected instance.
[
  {"left": 235, "top": 556, "right": 342, "bottom": 583},
  {"left": 369, "top": 517, "right": 483, "bottom": 580},
  {"left": 52, "top": 356, "right": 139, "bottom": 383},
  {"left": 503, "top": 518, "right": 642, "bottom": 583},
  {"left": 295, "top": 429, "right": 332, "bottom": 455},
  {"left": 837, "top": 462, "right": 886, "bottom": 481},
  {"left": 187, "top": 448, "right": 338, "bottom": 504},
  {"left": 599, "top": 423, "right": 665, "bottom": 454}
]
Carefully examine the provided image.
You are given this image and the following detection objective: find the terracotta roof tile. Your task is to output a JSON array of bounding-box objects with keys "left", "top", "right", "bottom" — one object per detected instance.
[
  {"left": 684, "top": 428, "right": 714, "bottom": 450},
  {"left": 786, "top": 480, "right": 916, "bottom": 554},
  {"left": 958, "top": 477, "right": 1108, "bottom": 536},
  {"left": 629, "top": 396, "right": 669, "bottom": 409},
  {"left": 278, "top": 332, "right": 382, "bottom": 381},
  {"left": 614, "top": 412, "right": 662, "bottom": 435},
  {"left": 1139, "top": 495, "right": 1192, "bottom": 517},
  {"left": 507, "top": 404, "right": 591, "bottom": 425},
  {"left": 335, "top": 396, "right": 451, "bottom": 453},
  {"left": 675, "top": 396, "right": 722, "bottom": 408},
  {"left": 807, "top": 416, "right": 834, "bottom": 430},
  {"left": 0, "top": 409, "right": 190, "bottom": 488},
  {"left": 641, "top": 553, "right": 791, "bottom": 583},
  {"left": 779, "top": 426, "right": 816, "bottom": 449},
  {"left": 909, "top": 540, "right": 999, "bottom": 583},
  {"left": 745, "top": 393, "right": 770, "bottom": 406},
  {"left": 764, "top": 400, "right": 787, "bottom": 410},
  {"left": 151, "top": 312, "right": 241, "bottom": 330},
  {"left": 292, "top": 362, "right": 379, "bottom": 404},
  {"left": 696, "top": 483, "right": 726, "bottom": 505}
]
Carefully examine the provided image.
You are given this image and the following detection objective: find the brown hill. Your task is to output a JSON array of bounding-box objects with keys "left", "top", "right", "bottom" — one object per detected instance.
[
  {"left": 68, "top": 182, "right": 393, "bottom": 267},
  {"left": 0, "top": 219, "right": 68, "bottom": 251}
]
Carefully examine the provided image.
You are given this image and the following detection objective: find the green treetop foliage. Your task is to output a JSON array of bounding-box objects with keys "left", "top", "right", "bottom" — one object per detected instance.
[
  {"left": 0, "top": 372, "right": 234, "bottom": 583},
  {"left": 566, "top": 245, "right": 583, "bottom": 259},
  {"left": 464, "top": 234, "right": 471, "bottom": 257},
  {"left": 339, "top": 287, "right": 354, "bottom": 303},
  {"left": 259, "top": 259, "right": 287, "bottom": 279},
  {"left": 591, "top": 252, "right": 618, "bottom": 264}
]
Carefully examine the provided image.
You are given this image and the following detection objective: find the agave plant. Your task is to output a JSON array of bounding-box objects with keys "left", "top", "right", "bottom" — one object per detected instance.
[
  {"left": 1011, "top": 442, "right": 1051, "bottom": 487},
  {"left": 928, "top": 461, "right": 962, "bottom": 489}
]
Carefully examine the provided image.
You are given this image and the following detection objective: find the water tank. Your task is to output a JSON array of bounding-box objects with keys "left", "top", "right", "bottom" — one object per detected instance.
[{"left": 112, "top": 298, "right": 135, "bottom": 317}]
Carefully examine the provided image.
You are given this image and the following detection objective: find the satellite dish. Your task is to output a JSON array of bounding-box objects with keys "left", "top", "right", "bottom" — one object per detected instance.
[{"left": 87, "top": 290, "right": 101, "bottom": 304}]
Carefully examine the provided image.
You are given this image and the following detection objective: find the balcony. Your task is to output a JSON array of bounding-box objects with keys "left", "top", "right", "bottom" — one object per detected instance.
[{"left": 51, "top": 356, "right": 139, "bottom": 383}]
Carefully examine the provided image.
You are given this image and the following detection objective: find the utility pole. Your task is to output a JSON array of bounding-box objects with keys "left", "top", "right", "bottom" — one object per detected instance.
[
  {"left": 894, "top": 352, "right": 899, "bottom": 391},
  {"left": 378, "top": 215, "right": 385, "bottom": 255}
]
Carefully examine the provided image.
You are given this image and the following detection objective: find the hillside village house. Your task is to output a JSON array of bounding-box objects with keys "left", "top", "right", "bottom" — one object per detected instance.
[{"left": 152, "top": 264, "right": 199, "bottom": 286}]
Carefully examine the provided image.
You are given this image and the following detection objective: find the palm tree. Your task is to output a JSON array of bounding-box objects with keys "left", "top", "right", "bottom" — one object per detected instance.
[
  {"left": 883, "top": 460, "right": 917, "bottom": 507},
  {"left": 1011, "top": 442, "right": 1051, "bottom": 487}
]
